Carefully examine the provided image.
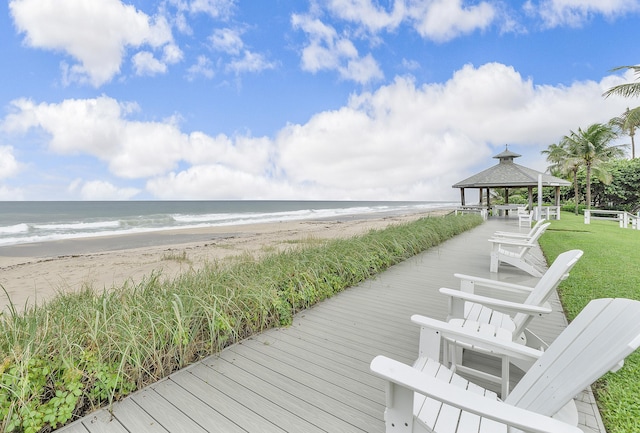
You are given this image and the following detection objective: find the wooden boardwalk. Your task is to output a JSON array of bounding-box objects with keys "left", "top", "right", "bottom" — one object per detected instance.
[{"left": 59, "top": 218, "right": 605, "bottom": 433}]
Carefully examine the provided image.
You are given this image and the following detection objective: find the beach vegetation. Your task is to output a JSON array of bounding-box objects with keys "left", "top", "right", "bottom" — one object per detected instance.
[
  {"left": 0, "top": 213, "right": 482, "bottom": 432},
  {"left": 161, "top": 250, "right": 191, "bottom": 263},
  {"left": 539, "top": 212, "right": 640, "bottom": 433}
]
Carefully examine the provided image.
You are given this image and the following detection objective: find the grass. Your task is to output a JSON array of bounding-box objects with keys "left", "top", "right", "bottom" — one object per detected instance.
[
  {"left": 538, "top": 212, "right": 640, "bottom": 433},
  {"left": 0, "top": 213, "right": 482, "bottom": 433}
]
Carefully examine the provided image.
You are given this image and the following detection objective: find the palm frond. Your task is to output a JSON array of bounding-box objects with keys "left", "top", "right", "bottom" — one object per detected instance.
[{"left": 603, "top": 65, "right": 640, "bottom": 99}]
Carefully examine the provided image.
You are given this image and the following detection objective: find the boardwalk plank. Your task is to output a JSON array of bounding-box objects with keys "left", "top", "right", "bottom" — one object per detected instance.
[
  {"left": 80, "top": 411, "right": 129, "bottom": 433},
  {"left": 151, "top": 378, "right": 250, "bottom": 433},
  {"left": 168, "top": 372, "right": 286, "bottom": 433},
  {"left": 111, "top": 398, "right": 169, "bottom": 432},
  {"left": 188, "top": 362, "right": 329, "bottom": 433},
  {"left": 227, "top": 339, "right": 383, "bottom": 413},
  {"left": 217, "top": 346, "right": 383, "bottom": 429},
  {"left": 201, "top": 354, "right": 375, "bottom": 432},
  {"left": 250, "top": 332, "right": 379, "bottom": 387},
  {"left": 130, "top": 389, "right": 209, "bottom": 433}
]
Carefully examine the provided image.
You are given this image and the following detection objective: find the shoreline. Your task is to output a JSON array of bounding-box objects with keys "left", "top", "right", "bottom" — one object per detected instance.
[{"left": 0, "top": 210, "right": 450, "bottom": 312}]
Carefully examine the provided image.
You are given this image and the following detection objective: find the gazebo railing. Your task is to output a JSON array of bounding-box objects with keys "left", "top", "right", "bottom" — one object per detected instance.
[{"left": 534, "top": 205, "right": 561, "bottom": 221}]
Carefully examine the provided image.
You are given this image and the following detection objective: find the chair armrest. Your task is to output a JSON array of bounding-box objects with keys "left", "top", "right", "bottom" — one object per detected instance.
[
  {"left": 370, "top": 356, "right": 581, "bottom": 433},
  {"left": 492, "top": 231, "right": 532, "bottom": 238},
  {"left": 454, "top": 273, "right": 534, "bottom": 294},
  {"left": 411, "top": 314, "right": 543, "bottom": 363},
  {"left": 488, "top": 238, "right": 533, "bottom": 247},
  {"left": 440, "top": 287, "right": 551, "bottom": 317}
]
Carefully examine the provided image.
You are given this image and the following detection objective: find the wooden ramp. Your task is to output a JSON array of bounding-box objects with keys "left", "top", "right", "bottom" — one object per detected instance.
[{"left": 59, "top": 218, "right": 605, "bottom": 433}]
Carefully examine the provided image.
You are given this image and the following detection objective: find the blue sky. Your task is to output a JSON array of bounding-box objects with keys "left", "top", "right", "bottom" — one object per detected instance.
[{"left": 0, "top": 0, "right": 639, "bottom": 201}]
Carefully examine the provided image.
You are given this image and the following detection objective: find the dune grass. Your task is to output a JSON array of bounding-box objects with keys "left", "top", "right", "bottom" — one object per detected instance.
[
  {"left": 538, "top": 212, "right": 640, "bottom": 433},
  {"left": 0, "top": 213, "right": 482, "bottom": 433}
]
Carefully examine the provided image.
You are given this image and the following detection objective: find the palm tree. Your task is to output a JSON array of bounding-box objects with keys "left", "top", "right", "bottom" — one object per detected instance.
[
  {"left": 541, "top": 140, "right": 582, "bottom": 214},
  {"left": 602, "top": 65, "right": 640, "bottom": 98},
  {"left": 609, "top": 107, "right": 640, "bottom": 158},
  {"left": 561, "top": 123, "right": 626, "bottom": 209}
]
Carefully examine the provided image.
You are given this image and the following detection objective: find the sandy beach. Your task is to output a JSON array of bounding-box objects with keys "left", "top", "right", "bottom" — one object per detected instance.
[{"left": 0, "top": 210, "right": 447, "bottom": 312}]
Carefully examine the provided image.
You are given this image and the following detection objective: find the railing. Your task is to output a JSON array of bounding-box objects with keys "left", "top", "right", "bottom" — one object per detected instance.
[
  {"left": 454, "top": 206, "right": 488, "bottom": 220},
  {"left": 533, "top": 205, "right": 561, "bottom": 221},
  {"left": 584, "top": 209, "right": 640, "bottom": 229}
]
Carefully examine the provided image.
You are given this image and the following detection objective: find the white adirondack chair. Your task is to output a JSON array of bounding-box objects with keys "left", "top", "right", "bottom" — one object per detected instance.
[
  {"left": 370, "top": 298, "right": 640, "bottom": 433},
  {"left": 489, "top": 223, "right": 550, "bottom": 277},
  {"left": 440, "top": 249, "right": 584, "bottom": 396},
  {"left": 492, "top": 219, "right": 546, "bottom": 240},
  {"left": 517, "top": 206, "right": 533, "bottom": 228}
]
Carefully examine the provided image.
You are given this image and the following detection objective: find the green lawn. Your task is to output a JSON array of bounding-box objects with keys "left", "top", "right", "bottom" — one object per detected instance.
[{"left": 538, "top": 212, "right": 640, "bottom": 433}]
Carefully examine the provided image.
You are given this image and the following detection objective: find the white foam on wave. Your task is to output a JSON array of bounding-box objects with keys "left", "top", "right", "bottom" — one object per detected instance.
[
  {"left": 0, "top": 202, "right": 458, "bottom": 247},
  {"left": 0, "top": 223, "right": 30, "bottom": 235},
  {"left": 34, "top": 220, "right": 121, "bottom": 231}
]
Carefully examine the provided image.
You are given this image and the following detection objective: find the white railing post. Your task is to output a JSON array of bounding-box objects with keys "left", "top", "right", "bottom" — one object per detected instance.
[{"left": 584, "top": 210, "right": 590, "bottom": 224}]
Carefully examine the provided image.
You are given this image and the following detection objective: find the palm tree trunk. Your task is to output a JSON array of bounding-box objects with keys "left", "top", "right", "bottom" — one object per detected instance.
[
  {"left": 573, "top": 170, "right": 579, "bottom": 215},
  {"left": 586, "top": 165, "right": 592, "bottom": 209}
]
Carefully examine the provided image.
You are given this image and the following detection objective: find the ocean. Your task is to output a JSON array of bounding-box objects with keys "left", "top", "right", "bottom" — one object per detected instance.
[{"left": 0, "top": 201, "right": 456, "bottom": 248}]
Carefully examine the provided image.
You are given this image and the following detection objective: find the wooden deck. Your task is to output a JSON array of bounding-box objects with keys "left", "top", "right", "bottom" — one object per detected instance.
[{"left": 58, "top": 218, "right": 605, "bottom": 433}]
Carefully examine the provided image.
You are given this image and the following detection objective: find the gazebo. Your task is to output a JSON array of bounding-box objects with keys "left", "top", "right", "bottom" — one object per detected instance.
[{"left": 453, "top": 146, "right": 571, "bottom": 216}]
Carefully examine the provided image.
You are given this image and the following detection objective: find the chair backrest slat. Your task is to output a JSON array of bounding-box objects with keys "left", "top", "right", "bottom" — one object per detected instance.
[
  {"left": 511, "top": 250, "right": 583, "bottom": 334},
  {"left": 506, "top": 298, "right": 640, "bottom": 416}
]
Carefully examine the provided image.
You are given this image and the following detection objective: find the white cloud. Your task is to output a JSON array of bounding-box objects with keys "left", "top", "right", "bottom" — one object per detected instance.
[
  {"left": 1, "top": 64, "right": 633, "bottom": 201},
  {"left": 274, "top": 63, "right": 631, "bottom": 199},
  {"left": 325, "top": 0, "right": 406, "bottom": 32},
  {"left": 226, "top": 51, "right": 277, "bottom": 75},
  {"left": 210, "top": 28, "right": 244, "bottom": 54},
  {"left": 147, "top": 165, "right": 293, "bottom": 200},
  {"left": 163, "top": 44, "right": 184, "bottom": 64},
  {"left": 132, "top": 51, "right": 168, "bottom": 76},
  {"left": 9, "top": 0, "right": 174, "bottom": 86},
  {"left": 291, "top": 1, "right": 497, "bottom": 83},
  {"left": 321, "top": 0, "right": 497, "bottom": 42},
  {"left": 407, "top": 0, "right": 496, "bottom": 42},
  {"left": 187, "top": 56, "right": 215, "bottom": 80},
  {"left": 527, "top": 0, "right": 640, "bottom": 27},
  {"left": 292, "top": 13, "right": 383, "bottom": 84},
  {"left": 188, "top": 0, "right": 235, "bottom": 18},
  {"left": 0, "top": 146, "right": 22, "bottom": 179},
  {"left": 2, "top": 96, "right": 187, "bottom": 178},
  {"left": 70, "top": 179, "right": 141, "bottom": 200},
  {"left": 0, "top": 185, "right": 24, "bottom": 200}
]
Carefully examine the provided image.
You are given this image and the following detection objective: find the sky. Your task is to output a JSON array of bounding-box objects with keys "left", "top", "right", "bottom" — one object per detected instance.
[{"left": 0, "top": 0, "right": 639, "bottom": 201}]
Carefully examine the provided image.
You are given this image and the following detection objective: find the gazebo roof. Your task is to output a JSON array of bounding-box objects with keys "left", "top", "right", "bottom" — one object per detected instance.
[{"left": 453, "top": 146, "right": 571, "bottom": 189}]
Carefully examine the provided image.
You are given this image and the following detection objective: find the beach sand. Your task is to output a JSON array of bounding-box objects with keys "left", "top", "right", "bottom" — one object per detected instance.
[{"left": 0, "top": 210, "right": 447, "bottom": 312}]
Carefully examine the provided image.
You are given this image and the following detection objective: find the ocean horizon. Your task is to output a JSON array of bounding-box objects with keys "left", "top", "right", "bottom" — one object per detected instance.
[{"left": 0, "top": 200, "right": 457, "bottom": 248}]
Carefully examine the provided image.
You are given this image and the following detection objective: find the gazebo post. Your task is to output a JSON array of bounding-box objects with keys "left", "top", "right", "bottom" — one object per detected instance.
[
  {"left": 527, "top": 186, "right": 533, "bottom": 210},
  {"left": 460, "top": 188, "right": 466, "bottom": 206}
]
